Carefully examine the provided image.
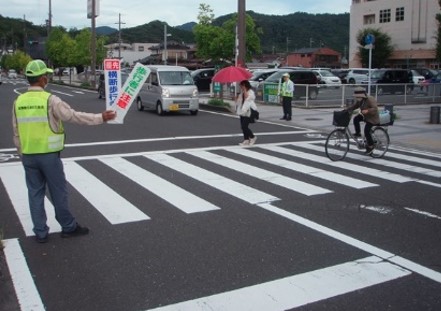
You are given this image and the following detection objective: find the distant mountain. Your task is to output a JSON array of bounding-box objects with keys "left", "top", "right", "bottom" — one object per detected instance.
[
  {"left": 96, "top": 26, "right": 117, "bottom": 36},
  {"left": 214, "top": 11, "right": 350, "bottom": 54},
  {"left": 176, "top": 22, "right": 197, "bottom": 32},
  {"left": 107, "top": 20, "right": 195, "bottom": 45}
]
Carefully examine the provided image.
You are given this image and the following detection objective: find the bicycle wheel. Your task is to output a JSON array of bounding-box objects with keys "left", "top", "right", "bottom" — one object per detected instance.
[
  {"left": 371, "top": 127, "right": 390, "bottom": 158},
  {"left": 325, "top": 129, "right": 349, "bottom": 161}
]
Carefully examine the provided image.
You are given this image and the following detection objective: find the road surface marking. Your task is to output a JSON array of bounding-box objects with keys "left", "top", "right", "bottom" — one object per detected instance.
[
  {"left": 260, "top": 144, "right": 414, "bottom": 183},
  {"left": 146, "top": 256, "right": 410, "bottom": 311},
  {"left": 259, "top": 202, "right": 441, "bottom": 284},
  {"left": 3, "top": 239, "right": 45, "bottom": 311},
  {"left": 145, "top": 153, "right": 279, "bottom": 205},
  {"left": 404, "top": 207, "right": 441, "bottom": 220},
  {"left": 226, "top": 148, "right": 377, "bottom": 189},
  {"left": 99, "top": 157, "right": 220, "bottom": 214},
  {"left": 188, "top": 150, "right": 332, "bottom": 196},
  {"left": 64, "top": 162, "right": 150, "bottom": 224},
  {"left": 0, "top": 165, "right": 61, "bottom": 235}
]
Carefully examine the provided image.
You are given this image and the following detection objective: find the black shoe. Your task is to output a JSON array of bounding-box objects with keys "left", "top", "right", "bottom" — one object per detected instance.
[
  {"left": 364, "top": 146, "right": 374, "bottom": 155},
  {"left": 353, "top": 133, "right": 361, "bottom": 138},
  {"left": 280, "top": 116, "right": 286, "bottom": 120},
  {"left": 36, "top": 235, "right": 48, "bottom": 243},
  {"left": 61, "top": 224, "right": 89, "bottom": 238},
  {"left": 286, "top": 117, "right": 292, "bottom": 121}
]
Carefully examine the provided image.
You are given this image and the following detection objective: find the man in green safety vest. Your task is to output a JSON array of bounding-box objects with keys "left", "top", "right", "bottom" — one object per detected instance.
[
  {"left": 12, "top": 59, "right": 116, "bottom": 243},
  {"left": 279, "top": 73, "right": 294, "bottom": 121}
]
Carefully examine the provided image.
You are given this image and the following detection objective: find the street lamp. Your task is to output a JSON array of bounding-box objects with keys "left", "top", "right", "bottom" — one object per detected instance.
[{"left": 163, "top": 24, "right": 171, "bottom": 65}]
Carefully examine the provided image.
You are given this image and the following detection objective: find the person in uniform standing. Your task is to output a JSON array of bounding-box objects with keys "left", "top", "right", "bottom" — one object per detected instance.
[
  {"left": 280, "top": 73, "right": 294, "bottom": 121},
  {"left": 12, "top": 59, "right": 117, "bottom": 243}
]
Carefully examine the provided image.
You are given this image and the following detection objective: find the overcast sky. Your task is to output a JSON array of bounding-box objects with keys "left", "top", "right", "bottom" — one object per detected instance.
[{"left": 2, "top": 0, "right": 350, "bottom": 29}]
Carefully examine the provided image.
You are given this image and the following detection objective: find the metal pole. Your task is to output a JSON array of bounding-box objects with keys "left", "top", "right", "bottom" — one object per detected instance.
[
  {"left": 164, "top": 24, "right": 167, "bottom": 65},
  {"left": 368, "top": 47, "right": 372, "bottom": 96},
  {"left": 115, "top": 13, "right": 125, "bottom": 59},
  {"left": 91, "top": 0, "right": 96, "bottom": 88},
  {"left": 118, "top": 13, "right": 122, "bottom": 59},
  {"left": 237, "top": 0, "right": 245, "bottom": 67}
]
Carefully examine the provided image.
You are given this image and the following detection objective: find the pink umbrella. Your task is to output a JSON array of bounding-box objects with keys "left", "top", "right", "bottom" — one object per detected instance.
[{"left": 212, "top": 66, "right": 252, "bottom": 83}]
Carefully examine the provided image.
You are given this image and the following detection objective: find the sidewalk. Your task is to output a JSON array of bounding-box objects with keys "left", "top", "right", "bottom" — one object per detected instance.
[{"left": 200, "top": 97, "right": 441, "bottom": 154}]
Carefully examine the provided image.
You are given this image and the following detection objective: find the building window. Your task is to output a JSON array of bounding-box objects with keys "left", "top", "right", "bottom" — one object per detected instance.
[
  {"left": 379, "top": 9, "right": 391, "bottom": 23},
  {"left": 396, "top": 7, "right": 404, "bottom": 21},
  {"left": 364, "top": 14, "right": 375, "bottom": 25}
]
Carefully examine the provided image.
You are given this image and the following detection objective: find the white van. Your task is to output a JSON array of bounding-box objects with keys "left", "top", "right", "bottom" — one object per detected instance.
[{"left": 136, "top": 65, "right": 199, "bottom": 115}]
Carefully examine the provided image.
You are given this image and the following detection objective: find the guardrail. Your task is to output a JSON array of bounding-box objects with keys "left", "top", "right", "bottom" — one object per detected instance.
[{"left": 257, "top": 83, "right": 441, "bottom": 108}]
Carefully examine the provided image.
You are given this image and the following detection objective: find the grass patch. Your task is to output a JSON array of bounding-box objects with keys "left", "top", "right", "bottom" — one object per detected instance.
[{"left": 207, "top": 98, "right": 231, "bottom": 107}]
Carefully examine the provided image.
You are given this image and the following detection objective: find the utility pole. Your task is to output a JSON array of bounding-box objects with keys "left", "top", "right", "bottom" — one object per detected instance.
[
  {"left": 91, "top": 0, "right": 97, "bottom": 88},
  {"left": 48, "top": 0, "right": 52, "bottom": 35},
  {"left": 115, "top": 13, "right": 126, "bottom": 59},
  {"left": 163, "top": 24, "right": 171, "bottom": 65},
  {"left": 237, "top": 0, "right": 246, "bottom": 67},
  {"left": 23, "top": 15, "right": 27, "bottom": 52}
]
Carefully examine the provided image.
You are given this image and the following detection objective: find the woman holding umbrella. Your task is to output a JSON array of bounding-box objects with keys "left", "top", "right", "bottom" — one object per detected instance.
[{"left": 236, "top": 80, "right": 257, "bottom": 146}]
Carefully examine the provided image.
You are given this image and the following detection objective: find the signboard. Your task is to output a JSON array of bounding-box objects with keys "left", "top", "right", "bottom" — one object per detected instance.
[
  {"left": 112, "top": 63, "right": 150, "bottom": 124},
  {"left": 263, "top": 83, "right": 280, "bottom": 104},
  {"left": 103, "top": 59, "right": 122, "bottom": 110}
]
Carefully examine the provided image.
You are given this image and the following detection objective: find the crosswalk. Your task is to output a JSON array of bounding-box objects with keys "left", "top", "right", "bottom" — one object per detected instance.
[
  {"left": 1, "top": 141, "right": 441, "bottom": 311},
  {"left": 1, "top": 141, "right": 440, "bottom": 237}
]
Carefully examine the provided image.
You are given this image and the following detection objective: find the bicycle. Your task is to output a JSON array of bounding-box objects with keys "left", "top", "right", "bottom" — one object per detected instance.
[{"left": 325, "top": 110, "right": 390, "bottom": 161}]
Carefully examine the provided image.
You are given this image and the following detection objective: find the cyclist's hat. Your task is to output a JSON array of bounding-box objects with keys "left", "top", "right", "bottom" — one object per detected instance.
[
  {"left": 353, "top": 86, "right": 367, "bottom": 98},
  {"left": 25, "top": 59, "right": 54, "bottom": 77},
  {"left": 282, "top": 73, "right": 290, "bottom": 78}
]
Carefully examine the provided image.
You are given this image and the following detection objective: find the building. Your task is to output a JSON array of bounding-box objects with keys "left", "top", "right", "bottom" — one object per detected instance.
[
  {"left": 350, "top": 0, "right": 440, "bottom": 68},
  {"left": 286, "top": 47, "right": 342, "bottom": 68},
  {"left": 104, "top": 42, "right": 157, "bottom": 66}
]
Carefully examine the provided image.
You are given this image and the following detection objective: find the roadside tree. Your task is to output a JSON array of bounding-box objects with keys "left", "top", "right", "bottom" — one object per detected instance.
[
  {"left": 356, "top": 28, "right": 393, "bottom": 68},
  {"left": 194, "top": 3, "right": 261, "bottom": 64}
]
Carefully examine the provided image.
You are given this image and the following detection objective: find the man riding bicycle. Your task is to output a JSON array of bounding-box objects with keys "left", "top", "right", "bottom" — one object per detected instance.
[{"left": 346, "top": 86, "right": 380, "bottom": 155}]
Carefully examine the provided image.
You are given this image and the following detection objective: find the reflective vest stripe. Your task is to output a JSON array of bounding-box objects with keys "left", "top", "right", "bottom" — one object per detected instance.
[{"left": 16, "top": 116, "right": 49, "bottom": 123}]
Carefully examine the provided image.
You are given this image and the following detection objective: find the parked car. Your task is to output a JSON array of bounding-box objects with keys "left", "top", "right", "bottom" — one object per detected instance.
[
  {"left": 260, "top": 69, "right": 319, "bottom": 100},
  {"left": 346, "top": 68, "right": 371, "bottom": 84},
  {"left": 249, "top": 68, "right": 280, "bottom": 89},
  {"left": 191, "top": 68, "right": 215, "bottom": 91},
  {"left": 331, "top": 69, "right": 350, "bottom": 84},
  {"left": 410, "top": 70, "right": 425, "bottom": 85},
  {"left": 413, "top": 68, "right": 438, "bottom": 80},
  {"left": 137, "top": 65, "right": 199, "bottom": 115},
  {"left": 8, "top": 69, "right": 17, "bottom": 79},
  {"left": 312, "top": 69, "right": 341, "bottom": 88},
  {"left": 361, "top": 68, "right": 413, "bottom": 95}
]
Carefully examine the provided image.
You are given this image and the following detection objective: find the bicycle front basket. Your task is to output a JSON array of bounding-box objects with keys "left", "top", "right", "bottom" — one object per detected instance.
[{"left": 333, "top": 110, "right": 351, "bottom": 127}]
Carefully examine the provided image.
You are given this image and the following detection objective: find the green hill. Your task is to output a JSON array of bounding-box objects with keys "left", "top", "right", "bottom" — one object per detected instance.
[{"left": 1, "top": 11, "right": 349, "bottom": 56}]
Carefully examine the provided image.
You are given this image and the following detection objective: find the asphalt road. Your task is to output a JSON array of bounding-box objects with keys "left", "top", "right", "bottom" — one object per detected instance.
[{"left": 1, "top": 79, "right": 440, "bottom": 311}]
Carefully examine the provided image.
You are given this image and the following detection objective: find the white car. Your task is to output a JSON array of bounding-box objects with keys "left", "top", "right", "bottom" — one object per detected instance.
[
  {"left": 410, "top": 70, "right": 424, "bottom": 85},
  {"left": 346, "top": 68, "right": 371, "bottom": 84},
  {"left": 8, "top": 69, "right": 17, "bottom": 79},
  {"left": 312, "top": 69, "right": 341, "bottom": 88}
]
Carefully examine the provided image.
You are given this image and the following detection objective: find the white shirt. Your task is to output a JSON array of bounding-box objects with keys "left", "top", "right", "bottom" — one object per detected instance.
[{"left": 236, "top": 89, "right": 257, "bottom": 117}]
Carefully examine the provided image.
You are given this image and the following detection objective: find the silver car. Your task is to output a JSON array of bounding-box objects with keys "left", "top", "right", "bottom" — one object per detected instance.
[{"left": 136, "top": 65, "right": 199, "bottom": 116}]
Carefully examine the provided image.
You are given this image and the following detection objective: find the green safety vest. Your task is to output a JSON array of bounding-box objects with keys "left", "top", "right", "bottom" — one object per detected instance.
[
  {"left": 282, "top": 81, "right": 293, "bottom": 97},
  {"left": 15, "top": 91, "right": 65, "bottom": 154}
]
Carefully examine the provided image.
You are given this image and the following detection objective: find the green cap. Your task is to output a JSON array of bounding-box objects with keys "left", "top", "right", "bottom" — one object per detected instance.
[{"left": 25, "top": 59, "right": 54, "bottom": 77}]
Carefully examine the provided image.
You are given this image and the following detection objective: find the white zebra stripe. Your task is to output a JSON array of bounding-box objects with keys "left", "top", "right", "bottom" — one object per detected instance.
[
  {"left": 64, "top": 162, "right": 150, "bottom": 224},
  {"left": 99, "top": 157, "right": 220, "bottom": 214},
  {"left": 226, "top": 148, "right": 377, "bottom": 189},
  {"left": 145, "top": 153, "right": 279, "bottom": 205},
  {"left": 188, "top": 150, "right": 332, "bottom": 196}
]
